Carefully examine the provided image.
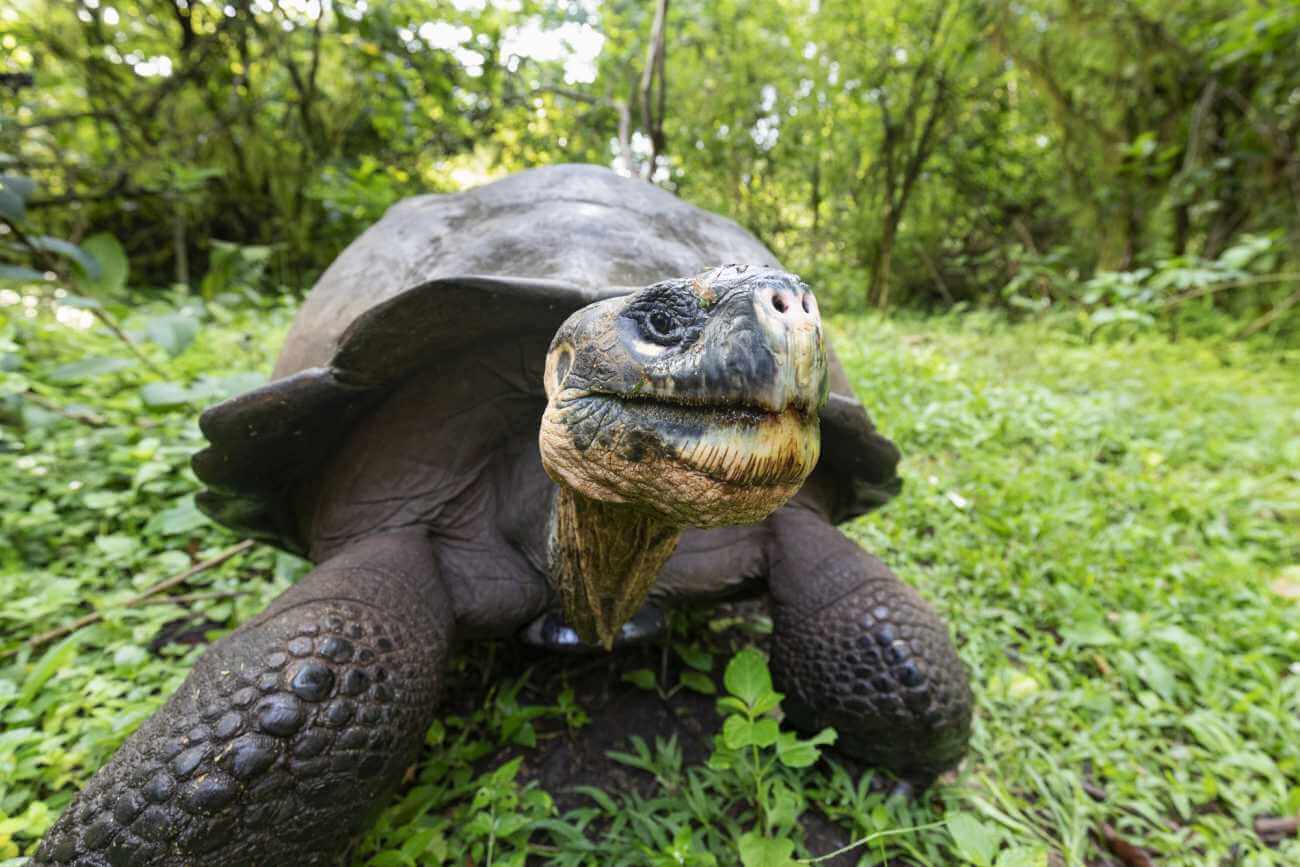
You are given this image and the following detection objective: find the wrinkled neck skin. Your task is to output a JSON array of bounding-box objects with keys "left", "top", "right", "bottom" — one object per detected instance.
[{"left": 547, "top": 486, "right": 682, "bottom": 649}]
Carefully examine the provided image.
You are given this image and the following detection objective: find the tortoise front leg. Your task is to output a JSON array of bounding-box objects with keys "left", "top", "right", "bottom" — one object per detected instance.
[
  {"left": 766, "top": 508, "right": 973, "bottom": 785},
  {"left": 35, "top": 529, "right": 451, "bottom": 866}
]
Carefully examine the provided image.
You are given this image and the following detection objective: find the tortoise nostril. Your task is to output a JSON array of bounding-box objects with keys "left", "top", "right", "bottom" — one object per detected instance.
[{"left": 771, "top": 293, "right": 787, "bottom": 313}]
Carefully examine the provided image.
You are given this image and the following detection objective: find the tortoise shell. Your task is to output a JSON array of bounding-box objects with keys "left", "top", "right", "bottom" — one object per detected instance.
[{"left": 192, "top": 165, "right": 900, "bottom": 555}]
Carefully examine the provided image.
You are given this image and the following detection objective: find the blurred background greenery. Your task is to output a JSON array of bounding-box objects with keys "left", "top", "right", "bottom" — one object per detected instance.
[{"left": 2, "top": 0, "right": 1299, "bottom": 338}]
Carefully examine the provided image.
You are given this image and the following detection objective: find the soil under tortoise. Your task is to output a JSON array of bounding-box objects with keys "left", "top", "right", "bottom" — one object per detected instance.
[{"left": 35, "top": 164, "right": 972, "bottom": 865}]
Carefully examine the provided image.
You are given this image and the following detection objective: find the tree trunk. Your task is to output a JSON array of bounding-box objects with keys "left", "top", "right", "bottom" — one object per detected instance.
[{"left": 872, "top": 214, "right": 897, "bottom": 309}]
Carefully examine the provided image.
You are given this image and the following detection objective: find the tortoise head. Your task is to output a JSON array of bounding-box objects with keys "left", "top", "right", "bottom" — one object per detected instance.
[{"left": 539, "top": 265, "right": 828, "bottom": 527}]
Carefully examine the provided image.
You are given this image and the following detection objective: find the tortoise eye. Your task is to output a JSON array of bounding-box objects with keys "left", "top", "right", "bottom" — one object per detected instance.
[{"left": 646, "top": 310, "right": 680, "bottom": 342}]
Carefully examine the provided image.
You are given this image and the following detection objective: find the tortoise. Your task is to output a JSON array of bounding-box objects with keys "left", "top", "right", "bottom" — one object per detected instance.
[{"left": 35, "top": 164, "right": 972, "bottom": 865}]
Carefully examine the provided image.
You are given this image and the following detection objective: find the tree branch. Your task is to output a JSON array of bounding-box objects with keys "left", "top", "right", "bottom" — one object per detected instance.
[{"left": 639, "top": 0, "right": 670, "bottom": 179}]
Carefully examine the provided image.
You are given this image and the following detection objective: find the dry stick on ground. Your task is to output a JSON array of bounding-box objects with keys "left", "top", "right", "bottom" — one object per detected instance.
[
  {"left": 1099, "top": 823, "right": 1155, "bottom": 867},
  {"left": 5, "top": 539, "right": 255, "bottom": 658},
  {"left": 1253, "top": 814, "right": 1300, "bottom": 843}
]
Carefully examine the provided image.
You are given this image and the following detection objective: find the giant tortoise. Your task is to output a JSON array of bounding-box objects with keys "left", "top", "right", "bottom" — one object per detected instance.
[{"left": 36, "top": 164, "right": 972, "bottom": 865}]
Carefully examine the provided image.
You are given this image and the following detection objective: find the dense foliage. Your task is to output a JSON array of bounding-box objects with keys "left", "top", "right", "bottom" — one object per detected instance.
[
  {"left": 2, "top": 0, "right": 1298, "bottom": 333},
  {"left": 2, "top": 297, "right": 1296, "bottom": 864}
]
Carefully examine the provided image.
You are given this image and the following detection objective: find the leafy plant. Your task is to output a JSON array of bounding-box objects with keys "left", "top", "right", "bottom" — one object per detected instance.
[
  {"left": 622, "top": 628, "right": 719, "bottom": 698},
  {"left": 708, "top": 649, "right": 835, "bottom": 866}
]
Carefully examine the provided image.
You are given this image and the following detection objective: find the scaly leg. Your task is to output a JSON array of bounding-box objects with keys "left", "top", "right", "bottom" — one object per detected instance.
[
  {"left": 766, "top": 508, "right": 972, "bottom": 784},
  {"left": 35, "top": 529, "right": 451, "bottom": 866}
]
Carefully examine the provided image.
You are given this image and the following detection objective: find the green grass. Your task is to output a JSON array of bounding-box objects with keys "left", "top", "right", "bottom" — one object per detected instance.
[{"left": 1, "top": 296, "right": 1297, "bottom": 865}]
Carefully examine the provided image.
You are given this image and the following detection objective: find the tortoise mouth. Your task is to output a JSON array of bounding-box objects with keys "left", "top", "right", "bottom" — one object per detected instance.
[
  {"left": 595, "top": 391, "right": 807, "bottom": 423},
  {"left": 596, "top": 388, "right": 821, "bottom": 421},
  {"left": 556, "top": 390, "right": 820, "bottom": 489}
]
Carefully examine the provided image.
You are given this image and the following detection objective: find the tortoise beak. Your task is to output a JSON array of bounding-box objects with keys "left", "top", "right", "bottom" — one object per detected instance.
[{"left": 748, "top": 278, "right": 828, "bottom": 416}]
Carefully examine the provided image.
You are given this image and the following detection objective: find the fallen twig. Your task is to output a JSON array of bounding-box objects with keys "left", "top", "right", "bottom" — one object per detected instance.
[
  {"left": 1254, "top": 814, "right": 1300, "bottom": 844},
  {"left": 1100, "top": 822, "right": 1154, "bottom": 867},
  {"left": 4, "top": 539, "right": 255, "bottom": 658},
  {"left": 1081, "top": 779, "right": 1107, "bottom": 802}
]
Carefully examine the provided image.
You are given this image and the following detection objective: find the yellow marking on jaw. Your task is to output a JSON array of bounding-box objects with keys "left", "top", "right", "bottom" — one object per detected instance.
[{"left": 674, "top": 411, "right": 819, "bottom": 487}]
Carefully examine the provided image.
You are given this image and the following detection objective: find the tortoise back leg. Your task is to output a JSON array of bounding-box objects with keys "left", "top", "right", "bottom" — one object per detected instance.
[
  {"left": 35, "top": 528, "right": 451, "bottom": 866},
  {"left": 765, "top": 507, "right": 973, "bottom": 785}
]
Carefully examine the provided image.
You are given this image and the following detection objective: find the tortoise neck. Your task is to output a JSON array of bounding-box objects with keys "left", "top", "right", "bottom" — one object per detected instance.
[{"left": 547, "top": 486, "right": 682, "bottom": 649}]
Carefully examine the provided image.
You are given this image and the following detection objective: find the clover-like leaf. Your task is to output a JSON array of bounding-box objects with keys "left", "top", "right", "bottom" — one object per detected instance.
[
  {"left": 774, "top": 727, "right": 836, "bottom": 768},
  {"left": 724, "top": 648, "right": 773, "bottom": 707},
  {"left": 737, "top": 832, "right": 796, "bottom": 867}
]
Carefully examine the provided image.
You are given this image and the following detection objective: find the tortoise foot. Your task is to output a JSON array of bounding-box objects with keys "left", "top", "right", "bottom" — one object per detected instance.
[
  {"left": 768, "top": 510, "right": 972, "bottom": 783},
  {"left": 34, "top": 532, "right": 451, "bottom": 866}
]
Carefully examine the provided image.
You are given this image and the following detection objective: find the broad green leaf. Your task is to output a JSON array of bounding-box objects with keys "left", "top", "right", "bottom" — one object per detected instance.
[
  {"left": 147, "top": 497, "right": 211, "bottom": 536},
  {"left": 717, "top": 696, "right": 749, "bottom": 715},
  {"left": 622, "top": 668, "right": 657, "bottom": 690},
  {"left": 676, "top": 643, "right": 714, "bottom": 672},
  {"left": 996, "top": 846, "right": 1049, "bottom": 867},
  {"left": 751, "top": 718, "right": 780, "bottom": 747},
  {"left": 0, "top": 184, "right": 26, "bottom": 221},
  {"left": 0, "top": 173, "right": 35, "bottom": 222},
  {"left": 765, "top": 780, "right": 803, "bottom": 832},
  {"left": 737, "top": 832, "right": 796, "bottom": 867},
  {"left": 509, "top": 721, "right": 536, "bottom": 748},
  {"left": 140, "top": 381, "right": 194, "bottom": 408},
  {"left": 948, "top": 813, "right": 1002, "bottom": 866},
  {"left": 1136, "top": 650, "right": 1178, "bottom": 701},
  {"left": 722, "top": 715, "right": 753, "bottom": 749},
  {"left": 19, "top": 633, "right": 82, "bottom": 704},
  {"left": 490, "top": 756, "right": 523, "bottom": 784},
  {"left": 143, "top": 312, "right": 200, "bottom": 357},
  {"left": 1060, "top": 620, "right": 1117, "bottom": 646},
  {"left": 0, "top": 173, "right": 36, "bottom": 200},
  {"left": 113, "top": 645, "right": 147, "bottom": 669},
  {"left": 28, "top": 235, "right": 101, "bottom": 281},
  {"left": 59, "top": 294, "right": 103, "bottom": 309},
  {"left": 774, "top": 728, "right": 835, "bottom": 768},
  {"left": 723, "top": 648, "right": 772, "bottom": 706},
  {"left": 678, "top": 670, "right": 716, "bottom": 695},
  {"left": 750, "top": 689, "right": 782, "bottom": 716},
  {"left": 81, "top": 233, "right": 128, "bottom": 291},
  {"left": 0, "top": 264, "right": 45, "bottom": 283},
  {"left": 46, "top": 356, "right": 133, "bottom": 383},
  {"left": 95, "top": 533, "right": 138, "bottom": 561}
]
